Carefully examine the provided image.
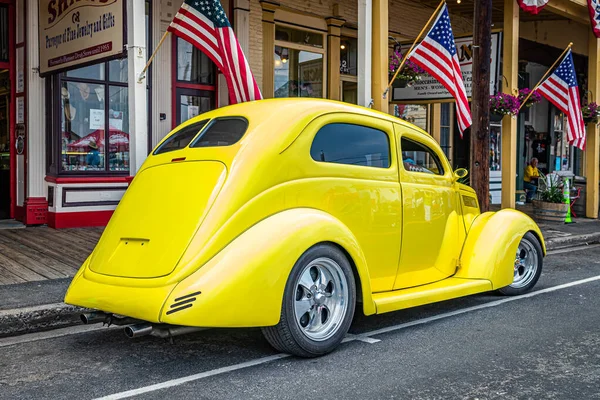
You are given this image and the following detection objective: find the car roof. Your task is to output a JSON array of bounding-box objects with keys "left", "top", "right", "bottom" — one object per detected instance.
[{"left": 181, "top": 98, "right": 432, "bottom": 141}]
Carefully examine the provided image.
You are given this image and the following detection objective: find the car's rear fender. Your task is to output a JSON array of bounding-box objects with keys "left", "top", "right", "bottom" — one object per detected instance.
[
  {"left": 455, "top": 209, "right": 545, "bottom": 289},
  {"left": 160, "top": 208, "right": 376, "bottom": 328}
]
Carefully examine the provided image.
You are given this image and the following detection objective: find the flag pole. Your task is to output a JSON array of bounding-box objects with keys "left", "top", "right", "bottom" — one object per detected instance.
[
  {"left": 137, "top": 30, "right": 171, "bottom": 83},
  {"left": 518, "top": 42, "right": 573, "bottom": 110},
  {"left": 383, "top": 0, "right": 445, "bottom": 98}
]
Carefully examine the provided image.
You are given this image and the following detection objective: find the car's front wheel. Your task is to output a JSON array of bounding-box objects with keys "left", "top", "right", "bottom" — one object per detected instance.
[
  {"left": 498, "top": 232, "right": 543, "bottom": 296},
  {"left": 262, "top": 244, "right": 356, "bottom": 357}
]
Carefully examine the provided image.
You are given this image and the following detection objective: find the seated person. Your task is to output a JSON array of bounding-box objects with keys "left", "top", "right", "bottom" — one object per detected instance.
[{"left": 523, "top": 157, "right": 540, "bottom": 203}]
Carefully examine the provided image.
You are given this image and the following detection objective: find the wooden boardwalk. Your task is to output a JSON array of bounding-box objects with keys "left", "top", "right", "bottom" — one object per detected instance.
[{"left": 0, "top": 227, "right": 103, "bottom": 285}]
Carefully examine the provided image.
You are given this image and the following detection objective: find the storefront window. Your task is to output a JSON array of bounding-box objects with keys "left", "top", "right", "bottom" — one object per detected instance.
[
  {"left": 274, "top": 48, "right": 323, "bottom": 98},
  {"left": 341, "top": 81, "right": 357, "bottom": 104},
  {"left": 59, "top": 61, "right": 129, "bottom": 173},
  {"left": 174, "top": 36, "right": 217, "bottom": 125},
  {"left": 439, "top": 103, "right": 452, "bottom": 161},
  {"left": 395, "top": 104, "right": 428, "bottom": 131},
  {"left": 340, "top": 36, "right": 358, "bottom": 104},
  {"left": 274, "top": 25, "right": 325, "bottom": 99},
  {"left": 490, "top": 124, "right": 501, "bottom": 171},
  {"left": 177, "top": 38, "right": 215, "bottom": 85},
  {"left": 340, "top": 37, "right": 357, "bottom": 76},
  {"left": 178, "top": 91, "right": 213, "bottom": 125},
  {"left": 0, "top": 6, "right": 8, "bottom": 63},
  {"left": 275, "top": 26, "right": 323, "bottom": 49}
]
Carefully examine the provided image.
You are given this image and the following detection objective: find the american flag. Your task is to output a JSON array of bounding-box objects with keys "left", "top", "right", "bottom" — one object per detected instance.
[
  {"left": 168, "top": 0, "right": 262, "bottom": 104},
  {"left": 537, "top": 50, "right": 586, "bottom": 150},
  {"left": 408, "top": 5, "right": 471, "bottom": 136}
]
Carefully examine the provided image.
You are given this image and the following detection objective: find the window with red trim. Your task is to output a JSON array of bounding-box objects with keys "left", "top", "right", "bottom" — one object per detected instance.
[{"left": 172, "top": 36, "right": 218, "bottom": 127}]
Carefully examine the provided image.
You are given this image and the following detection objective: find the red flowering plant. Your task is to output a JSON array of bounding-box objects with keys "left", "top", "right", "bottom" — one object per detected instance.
[
  {"left": 489, "top": 92, "right": 521, "bottom": 117},
  {"left": 582, "top": 102, "right": 599, "bottom": 124},
  {"left": 518, "top": 88, "right": 542, "bottom": 108},
  {"left": 389, "top": 47, "right": 426, "bottom": 86}
]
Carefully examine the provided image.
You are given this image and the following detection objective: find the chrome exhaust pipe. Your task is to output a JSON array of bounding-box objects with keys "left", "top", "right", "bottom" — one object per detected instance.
[
  {"left": 80, "top": 312, "right": 110, "bottom": 325},
  {"left": 124, "top": 323, "right": 204, "bottom": 339},
  {"left": 124, "top": 323, "right": 153, "bottom": 338}
]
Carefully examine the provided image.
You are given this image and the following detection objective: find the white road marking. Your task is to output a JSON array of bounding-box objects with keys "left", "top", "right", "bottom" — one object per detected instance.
[
  {"left": 92, "top": 274, "right": 600, "bottom": 400},
  {"left": 95, "top": 354, "right": 292, "bottom": 400},
  {"left": 547, "top": 243, "right": 600, "bottom": 255},
  {"left": 0, "top": 324, "right": 119, "bottom": 348}
]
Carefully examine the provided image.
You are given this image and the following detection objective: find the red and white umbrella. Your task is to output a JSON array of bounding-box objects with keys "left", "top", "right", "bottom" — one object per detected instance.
[
  {"left": 517, "top": 0, "right": 549, "bottom": 15},
  {"left": 67, "top": 128, "right": 129, "bottom": 152}
]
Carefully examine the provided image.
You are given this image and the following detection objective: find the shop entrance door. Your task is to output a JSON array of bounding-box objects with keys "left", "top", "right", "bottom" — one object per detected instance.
[
  {"left": 175, "top": 88, "right": 214, "bottom": 126},
  {"left": 0, "top": 1, "right": 13, "bottom": 220}
]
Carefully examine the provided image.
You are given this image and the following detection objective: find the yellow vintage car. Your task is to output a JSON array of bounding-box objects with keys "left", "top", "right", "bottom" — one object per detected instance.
[{"left": 65, "top": 99, "right": 545, "bottom": 357}]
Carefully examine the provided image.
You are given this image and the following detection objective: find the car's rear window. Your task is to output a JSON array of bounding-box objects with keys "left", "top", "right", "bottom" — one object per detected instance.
[
  {"left": 190, "top": 117, "right": 248, "bottom": 148},
  {"left": 154, "top": 120, "right": 209, "bottom": 155}
]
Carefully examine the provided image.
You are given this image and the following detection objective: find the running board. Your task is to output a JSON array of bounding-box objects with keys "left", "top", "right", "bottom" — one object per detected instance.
[{"left": 372, "top": 278, "right": 493, "bottom": 314}]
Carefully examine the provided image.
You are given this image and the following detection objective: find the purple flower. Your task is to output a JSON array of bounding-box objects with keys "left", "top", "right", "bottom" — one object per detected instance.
[
  {"left": 389, "top": 49, "right": 425, "bottom": 81},
  {"left": 489, "top": 92, "right": 521, "bottom": 116},
  {"left": 582, "top": 102, "right": 599, "bottom": 120},
  {"left": 518, "top": 88, "right": 541, "bottom": 107}
]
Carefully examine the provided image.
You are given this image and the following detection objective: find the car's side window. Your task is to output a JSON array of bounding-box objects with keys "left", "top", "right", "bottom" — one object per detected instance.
[
  {"left": 310, "top": 123, "right": 390, "bottom": 168},
  {"left": 400, "top": 137, "right": 444, "bottom": 176}
]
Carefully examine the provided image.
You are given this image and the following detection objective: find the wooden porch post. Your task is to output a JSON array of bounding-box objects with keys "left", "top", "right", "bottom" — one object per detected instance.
[
  {"left": 501, "top": 0, "right": 519, "bottom": 209},
  {"left": 260, "top": 1, "right": 279, "bottom": 98},
  {"left": 586, "top": 29, "right": 600, "bottom": 219},
  {"left": 327, "top": 17, "right": 346, "bottom": 101},
  {"left": 371, "top": 0, "right": 388, "bottom": 112}
]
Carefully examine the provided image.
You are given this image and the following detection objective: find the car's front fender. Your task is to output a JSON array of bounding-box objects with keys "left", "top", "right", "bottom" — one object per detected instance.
[
  {"left": 160, "top": 208, "right": 376, "bottom": 328},
  {"left": 455, "top": 209, "right": 545, "bottom": 289}
]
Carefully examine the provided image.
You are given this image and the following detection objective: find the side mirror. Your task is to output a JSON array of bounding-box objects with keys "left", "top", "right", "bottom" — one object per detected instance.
[{"left": 453, "top": 168, "right": 469, "bottom": 182}]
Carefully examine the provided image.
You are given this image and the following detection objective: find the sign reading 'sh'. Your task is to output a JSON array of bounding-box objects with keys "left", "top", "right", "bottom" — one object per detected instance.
[{"left": 38, "top": 0, "right": 125, "bottom": 76}]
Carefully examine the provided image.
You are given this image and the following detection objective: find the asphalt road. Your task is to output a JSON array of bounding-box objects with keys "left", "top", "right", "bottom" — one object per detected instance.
[{"left": 1, "top": 245, "right": 600, "bottom": 400}]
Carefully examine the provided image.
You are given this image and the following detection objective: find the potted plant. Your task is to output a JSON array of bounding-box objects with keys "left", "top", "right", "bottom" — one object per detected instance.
[
  {"left": 582, "top": 102, "right": 599, "bottom": 124},
  {"left": 518, "top": 88, "right": 542, "bottom": 109},
  {"left": 489, "top": 92, "right": 520, "bottom": 122},
  {"left": 532, "top": 172, "right": 569, "bottom": 223},
  {"left": 389, "top": 48, "right": 426, "bottom": 88}
]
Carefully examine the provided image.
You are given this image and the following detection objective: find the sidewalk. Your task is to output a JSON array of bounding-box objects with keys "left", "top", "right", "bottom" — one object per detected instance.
[{"left": 1, "top": 215, "right": 600, "bottom": 338}]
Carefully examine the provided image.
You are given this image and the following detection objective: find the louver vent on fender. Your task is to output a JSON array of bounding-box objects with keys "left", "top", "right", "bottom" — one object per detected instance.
[{"left": 166, "top": 291, "right": 201, "bottom": 315}]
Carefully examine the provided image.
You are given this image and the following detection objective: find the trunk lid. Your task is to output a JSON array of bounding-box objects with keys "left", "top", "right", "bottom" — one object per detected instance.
[{"left": 89, "top": 161, "right": 226, "bottom": 278}]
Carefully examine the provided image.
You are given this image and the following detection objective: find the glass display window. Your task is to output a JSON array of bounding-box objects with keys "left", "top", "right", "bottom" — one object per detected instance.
[
  {"left": 58, "top": 61, "right": 129, "bottom": 174},
  {"left": 274, "top": 24, "right": 326, "bottom": 99},
  {"left": 490, "top": 123, "right": 501, "bottom": 171},
  {"left": 394, "top": 104, "right": 428, "bottom": 132},
  {"left": 173, "top": 36, "right": 217, "bottom": 126},
  {"left": 340, "top": 36, "right": 358, "bottom": 104}
]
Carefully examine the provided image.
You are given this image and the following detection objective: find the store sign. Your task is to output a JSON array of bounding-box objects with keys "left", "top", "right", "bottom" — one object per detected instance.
[
  {"left": 38, "top": 0, "right": 124, "bottom": 75},
  {"left": 392, "top": 32, "right": 501, "bottom": 103}
]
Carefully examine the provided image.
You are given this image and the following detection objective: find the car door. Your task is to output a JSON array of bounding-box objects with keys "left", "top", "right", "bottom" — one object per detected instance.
[{"left": 393, "top": 124, "right": 462, "bottom": 290}]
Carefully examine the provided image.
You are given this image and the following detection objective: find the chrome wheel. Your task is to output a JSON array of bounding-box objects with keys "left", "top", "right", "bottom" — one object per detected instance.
[
  {"left": 293, "top": 257, "right": 349, "bottom": 342},
  {"left": 511, "top": 237, "right": 539, "bottom": 289}
]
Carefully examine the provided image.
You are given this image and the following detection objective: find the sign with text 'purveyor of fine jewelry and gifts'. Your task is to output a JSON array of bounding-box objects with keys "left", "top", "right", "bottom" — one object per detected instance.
[{"left": 38, "top": 0, "right": 125, "bottom": 75}]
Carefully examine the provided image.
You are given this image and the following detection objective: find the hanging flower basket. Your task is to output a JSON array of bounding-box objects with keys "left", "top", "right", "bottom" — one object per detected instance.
[
  {"left": 582, "top": 102, "right": 599, "bottom": 124},
  {"left": 389, "top": 47, "right": 425, "bottom": 87},
  {"left": 489, "top": 92, "right": 521, "bottom": 120},
  {"left": 518, "top": 88, "right": 542, "bottom": 109}
]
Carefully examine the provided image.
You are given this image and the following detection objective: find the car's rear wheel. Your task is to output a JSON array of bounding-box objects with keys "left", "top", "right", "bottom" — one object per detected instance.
[
  {"left": 498, "top": 232, "right": 543, "bottom": 296},
  {"left": 261, "top": 244, "right": 355, "bottom": 357}
]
